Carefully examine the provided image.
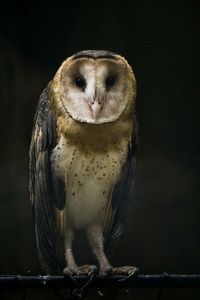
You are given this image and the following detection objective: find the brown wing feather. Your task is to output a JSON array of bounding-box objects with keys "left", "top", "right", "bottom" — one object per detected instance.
[
  {"left": 29, "top": 88, "right": 65, "bottom": 274},
  {"left": 104, "top": 114, "right": 138, "bottom": 252}
]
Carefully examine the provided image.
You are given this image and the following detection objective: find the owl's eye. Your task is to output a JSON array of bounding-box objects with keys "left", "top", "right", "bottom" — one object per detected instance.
[
  {"left": 106, "top": 76, "right": 116, "bottom": 87},
  {"left": 75, "top": 77, "right": 86, "bottom": 89}
]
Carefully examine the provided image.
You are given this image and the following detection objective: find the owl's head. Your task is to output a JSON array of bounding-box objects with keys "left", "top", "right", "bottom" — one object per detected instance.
[{"left": 52, "top": 50, "right": 136, "bottom": 124}]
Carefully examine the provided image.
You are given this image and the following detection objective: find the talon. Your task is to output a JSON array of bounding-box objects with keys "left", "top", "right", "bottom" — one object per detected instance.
[
  {"left": 63, "top": 265, "right": 79, "bottom": 276},
  {"left": 100, "top": 265, "right": 113, "bottom": 278},
  {"left": 78, "top": 264, "right": 98, "bottom": 276},
  {"left": 113, "top": 266, "right": 139, "bottom": 276}
]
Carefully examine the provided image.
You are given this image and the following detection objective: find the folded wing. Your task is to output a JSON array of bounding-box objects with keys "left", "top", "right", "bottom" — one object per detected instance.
[
  {"left": 104, "top": 115, "right": 138, "bottom": 252},
  {"left": 29, "top": 88, "right": 66, "bottom": 274}
]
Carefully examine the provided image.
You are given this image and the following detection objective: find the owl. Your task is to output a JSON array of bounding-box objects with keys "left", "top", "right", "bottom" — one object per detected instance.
[{"left": 29, "top": 50, "right": 138, "bottom": 276}]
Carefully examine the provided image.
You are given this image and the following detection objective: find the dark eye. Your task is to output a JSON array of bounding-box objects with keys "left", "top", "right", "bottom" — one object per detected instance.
[
  {"left": 106, "top": 76, "right": 116, "bottom": 87},
  {"left": 75, "top": 77, "right": 86, "bottom": 89}
]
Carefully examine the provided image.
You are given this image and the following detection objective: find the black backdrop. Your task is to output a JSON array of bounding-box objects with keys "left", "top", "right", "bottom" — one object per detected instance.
[{"left": 0, "top": 1, "right": 199, "bottom": 299}]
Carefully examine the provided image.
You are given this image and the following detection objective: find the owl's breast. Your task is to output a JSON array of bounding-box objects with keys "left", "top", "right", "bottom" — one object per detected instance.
[{"left": 51, "top": 131, "right": 129, "bottom": 230}]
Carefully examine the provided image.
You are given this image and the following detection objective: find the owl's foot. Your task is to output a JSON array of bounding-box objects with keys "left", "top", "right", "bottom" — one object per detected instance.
[
  {"left": 63, "top": 264, "right": 79, "bottom": 276},
  {"left": 99, "top": 265, "right": 113, "bottom": 278},
  {"left": 78, "top": 264, "right": 98, "bottom": 276},
  {"left": 113, "top": 266, "right": 139, "bottom": 276}
]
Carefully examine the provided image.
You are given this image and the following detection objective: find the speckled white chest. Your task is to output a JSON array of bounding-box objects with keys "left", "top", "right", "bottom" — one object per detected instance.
[{"left": 51, "top": 134, "right": 128, "bottom": 230}]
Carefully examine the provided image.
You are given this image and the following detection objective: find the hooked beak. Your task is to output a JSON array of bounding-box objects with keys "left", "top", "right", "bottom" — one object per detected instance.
[{"left": 89, "top": 100, "right": 103, "bottom": 119}]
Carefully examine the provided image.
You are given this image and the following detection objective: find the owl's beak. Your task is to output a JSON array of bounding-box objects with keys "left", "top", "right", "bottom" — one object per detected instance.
[{"left": 89, "top": 101, "right": 102, "bottom": 119}]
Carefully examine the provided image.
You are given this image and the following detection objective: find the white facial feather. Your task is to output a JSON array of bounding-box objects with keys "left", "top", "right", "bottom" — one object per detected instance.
[{"left": 59, "top": 58, "right": 132, "bottom": 124}]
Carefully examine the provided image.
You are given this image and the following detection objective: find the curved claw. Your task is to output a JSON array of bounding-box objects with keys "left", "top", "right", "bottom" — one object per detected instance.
[
  {"left": 63, "top": 265, "right": 79, "bottom": 276},
  {"left": 99, "top": 265, "right": 113, "bottom": 278},
  {"left": 113, "top": 266, "right": 139, "bottom": 278},
  {"left": 78, "top": 264, "right": 98, "bottom": 276}
]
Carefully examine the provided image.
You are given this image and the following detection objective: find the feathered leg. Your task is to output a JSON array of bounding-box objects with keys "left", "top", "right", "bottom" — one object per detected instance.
[
  {"left": 87, "top": 225, "right": 113, "bottom": 276},
  {"left": 63, "top": 228, "right": 79, "bottom": 275},
  {"left": 63, "top": 227, "right": 97, "bottom": 276}
]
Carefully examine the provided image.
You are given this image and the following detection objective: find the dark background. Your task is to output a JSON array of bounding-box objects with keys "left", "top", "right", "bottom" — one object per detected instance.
[{"left": 0, "top": 1, "right": 199, "bottom": 299}]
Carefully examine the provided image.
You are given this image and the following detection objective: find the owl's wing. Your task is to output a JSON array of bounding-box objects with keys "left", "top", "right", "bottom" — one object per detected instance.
[
  {"left": 104, "top": 115, "right": 138, "bottom": 252},
  {"left": 29, "top": 88, "right": 65, "bottom": 275}
]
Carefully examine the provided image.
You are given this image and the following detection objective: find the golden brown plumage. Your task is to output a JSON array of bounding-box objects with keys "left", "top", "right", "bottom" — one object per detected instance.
[{"left": 29, "top": 50, "right": 138, "bottom": 275}]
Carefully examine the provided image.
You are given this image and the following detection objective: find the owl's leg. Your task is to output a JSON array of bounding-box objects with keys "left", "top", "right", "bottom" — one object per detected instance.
[
  {"left": 87, "top": 225, "right": 113, "bottom": 277},
  {"left": 63, "top": 228, "right": 79, "bottom": 275}
]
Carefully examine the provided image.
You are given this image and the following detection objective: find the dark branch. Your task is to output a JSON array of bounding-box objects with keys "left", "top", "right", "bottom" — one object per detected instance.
[{"left": 0, "top": 273, "right": 200, "bottom": 289}]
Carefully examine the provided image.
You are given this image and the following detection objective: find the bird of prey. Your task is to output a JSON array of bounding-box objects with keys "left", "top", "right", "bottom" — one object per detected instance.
[{"left": 29, "top": 50, "right": 138, "bottom": 276}]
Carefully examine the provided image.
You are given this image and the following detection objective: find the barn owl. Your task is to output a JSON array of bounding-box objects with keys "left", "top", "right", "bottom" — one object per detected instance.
[{"left": 29, "top": 50, "right": 138, "bottom": 276}]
